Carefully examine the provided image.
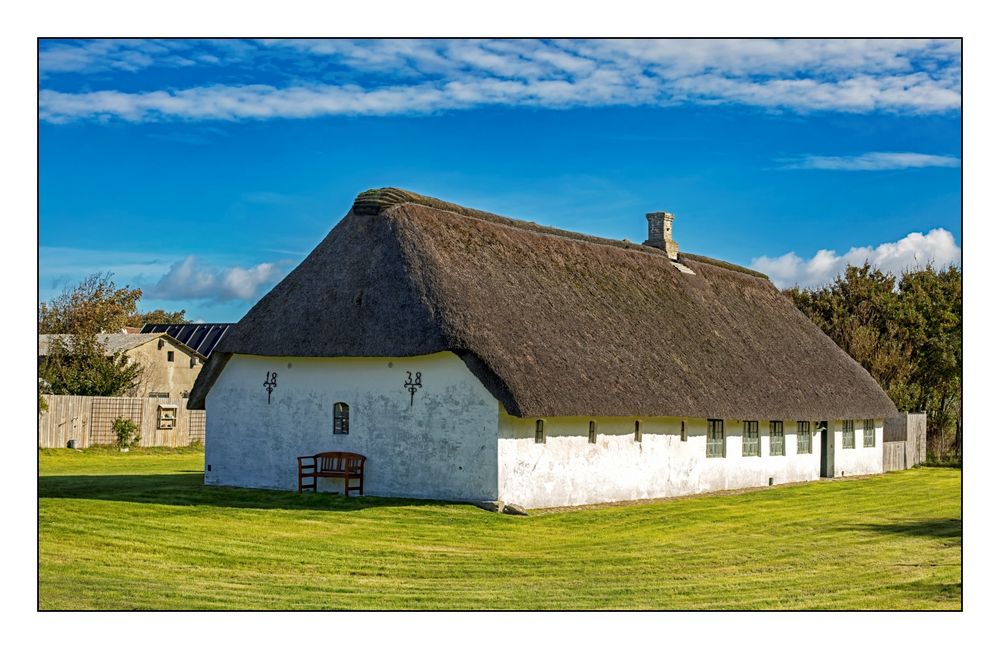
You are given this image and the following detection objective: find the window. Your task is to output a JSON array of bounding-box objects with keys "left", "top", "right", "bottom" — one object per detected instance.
[
  {"left": 149, "top": 391, "right": 169, "bottom": 398},
  {"left": 535, "top": 419, "right": 545, "bottom": 444},
  {"left": 634, "top": 420, "right": 642, "bottom": 443},
  {"left": 797, "top": 421, "right": 812, "bottom": 454},
  {"left": 157, "top": 405, "right": 178, "bottom": 430},
  {"left": 742, "top": 421, "right": 760, "bottom": 456},
  {"left": 863, "top": 419, "right": 876, "bottom": 447},
  {"left": 588, "top": 420, "right": 597, "bottom": 444},
  {"left": 707, "top": 419, "right": 725, "bottom": 457},
  {"left": 167, "top": 351, "right": 174, "bottom": 362},
  {"left": 842, "top": 420, "right": 855, "bottom": 449},
  {"left": 769, "top": 421, "right": 785, "bottom": 456},
  {"left": 681, "top": 420, "right": 687, "bottom": 442},
  {"left": 333, "top": 402, "right": 350, "bottom": 434}
]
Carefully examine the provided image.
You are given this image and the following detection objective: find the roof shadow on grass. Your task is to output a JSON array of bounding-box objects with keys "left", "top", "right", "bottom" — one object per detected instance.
[
  {"left": 38, "top": 473, "right": 453, "bottom": 512},
  {"left": 844, "top": 518, "right": 962, "bottom": 545}
]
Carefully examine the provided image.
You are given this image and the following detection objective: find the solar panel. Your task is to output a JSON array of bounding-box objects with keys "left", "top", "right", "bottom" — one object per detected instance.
[{"left": 139, "top": 323, "right": 234, "bottom": 357}]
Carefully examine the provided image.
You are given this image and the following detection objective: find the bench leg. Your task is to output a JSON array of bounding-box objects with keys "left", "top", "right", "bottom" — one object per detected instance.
[{"left": 298, "top": 473, "right": 317, "bottom": 493}]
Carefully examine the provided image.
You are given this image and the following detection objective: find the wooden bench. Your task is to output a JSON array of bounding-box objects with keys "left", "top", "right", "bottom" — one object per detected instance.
[{"left": 297, "top": 451, "right": 366, "bottom": 495}]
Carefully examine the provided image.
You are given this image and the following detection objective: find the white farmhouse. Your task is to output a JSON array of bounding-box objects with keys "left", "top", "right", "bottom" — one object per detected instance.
[{"left": 189, "top": 188, "right": 898, "bottom": 509}]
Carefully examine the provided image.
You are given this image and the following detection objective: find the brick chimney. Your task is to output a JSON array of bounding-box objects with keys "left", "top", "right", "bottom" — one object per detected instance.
[{"left": 643, "top": 211, "right": 679, "bottom": 260}]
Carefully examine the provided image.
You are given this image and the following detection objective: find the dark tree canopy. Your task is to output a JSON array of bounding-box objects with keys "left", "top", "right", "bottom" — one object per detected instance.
[{"left": 783, "top": 263, "right": 962, "bottom": 459}]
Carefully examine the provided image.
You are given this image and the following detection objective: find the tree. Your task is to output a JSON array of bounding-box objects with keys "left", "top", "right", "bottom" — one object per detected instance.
[
  {"left": 127, "top": 308, "right": 190, "bottom": 327},
  {"left": 39, "top": 334, "right": 144, "bottom": 397},
  {"left": 896, "top": 264, "right": 962, "bottom": 457},
  {"left": 38, "top": 273, "right": 191, "bottom": 334},
  {"left": 37, "top": 273, "right": 187, "bottom": 398},
  {"left": 39, "top": 273, "right": 143, "bottom": 335},
  {"left": 783, "top": 263, "right": 962, "bottom": 460}
]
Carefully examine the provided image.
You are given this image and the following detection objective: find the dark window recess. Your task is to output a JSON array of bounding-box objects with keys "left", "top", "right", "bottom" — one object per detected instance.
[
  {"left": 535, "top": 419, "right": 545, "bottom": 444},
  {"left": 634, "top": 420, "right": 642, "bottom": 443},
  {"left": 588, "top": 421, "right": 597, "bottom": 444},
  {"left": 333, "top": 402, "right": 350, "bottom": 434},
  {"left": 681, "top": 420, "right": 687, "bottom": 442},
  {"left": 167, "top": 351, "right": 174, "bottom": 362}
]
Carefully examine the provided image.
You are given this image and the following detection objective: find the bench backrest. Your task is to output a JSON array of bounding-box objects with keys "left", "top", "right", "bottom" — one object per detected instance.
[{"left": 315, "top": 451, "right": 365, "bottom": 473}]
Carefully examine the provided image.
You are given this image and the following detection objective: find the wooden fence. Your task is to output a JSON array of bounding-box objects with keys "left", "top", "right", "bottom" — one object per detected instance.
[
  {"left": 883, "top": 412, "right": 927, "bottom": 471},
  {"left": 38, "top": 395, "right": 205, "bottom": 448}
]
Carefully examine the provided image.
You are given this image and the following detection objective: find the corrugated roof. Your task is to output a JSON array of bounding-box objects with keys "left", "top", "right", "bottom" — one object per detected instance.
[
  {"left": 39, "top": 333, "right": 161, "bottom": 356},
  {"left": 139, "top": 323, "right": 234, "bottom": 357}
]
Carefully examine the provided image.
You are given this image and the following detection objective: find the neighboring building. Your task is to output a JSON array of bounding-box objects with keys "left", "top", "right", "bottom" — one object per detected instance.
[
  {"left": 40, "top": 332, "right": 206, "bottom": 400},
  {"left": 139, "top": 323, "right": 234, "bottom": 358},
  {"left": 190, "top": 188, "right": 898, "bottom": 508}
]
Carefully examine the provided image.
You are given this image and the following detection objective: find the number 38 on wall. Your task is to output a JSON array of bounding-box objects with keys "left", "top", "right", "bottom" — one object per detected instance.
[{"left": 404, "top": 371, "right": 422, "bottom": 407}]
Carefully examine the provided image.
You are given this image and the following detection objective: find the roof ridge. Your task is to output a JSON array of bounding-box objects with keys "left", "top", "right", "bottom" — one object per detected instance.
[{"left": 353, "top": 187, "right": 767, "bottom": 279}]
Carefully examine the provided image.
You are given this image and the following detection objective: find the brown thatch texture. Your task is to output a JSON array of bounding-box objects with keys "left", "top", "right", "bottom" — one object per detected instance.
[{"left": 190, "top": 188, "right": 897, "bottom": 420}]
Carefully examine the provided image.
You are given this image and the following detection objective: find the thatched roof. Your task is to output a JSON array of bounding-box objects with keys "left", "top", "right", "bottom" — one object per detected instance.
[{"left": 190, "top": 188, "right": 897, "bottom": 420}]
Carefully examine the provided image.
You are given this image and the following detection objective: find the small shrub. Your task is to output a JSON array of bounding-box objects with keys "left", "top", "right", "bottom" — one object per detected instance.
[{"left": 112, "top": 418, "right": 140, "bottom": 449}]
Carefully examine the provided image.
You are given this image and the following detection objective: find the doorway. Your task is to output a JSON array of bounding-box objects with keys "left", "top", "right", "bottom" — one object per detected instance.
[{"left": 819, "top": 420, "right": 834, "bottom": 477}]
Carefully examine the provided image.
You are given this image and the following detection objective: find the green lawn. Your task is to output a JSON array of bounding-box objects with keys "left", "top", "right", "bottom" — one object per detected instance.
[{"left": 38, "top": 447, "right": 961, "bottom": 610}]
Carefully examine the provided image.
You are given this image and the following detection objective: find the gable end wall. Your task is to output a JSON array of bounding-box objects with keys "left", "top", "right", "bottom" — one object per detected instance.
[{"left": 204, "top": 352, "right": 499, "bottom": 500}]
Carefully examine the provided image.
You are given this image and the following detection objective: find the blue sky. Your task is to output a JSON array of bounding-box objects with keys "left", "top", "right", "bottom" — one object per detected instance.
[{"left": 38, "top": 38, "right": 961, "bottom": 323}]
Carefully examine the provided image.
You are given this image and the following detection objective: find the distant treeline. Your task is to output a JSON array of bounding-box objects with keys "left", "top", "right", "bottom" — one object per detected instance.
[{"left": 783, "top": 263, "right": 961, "bottom": 460}]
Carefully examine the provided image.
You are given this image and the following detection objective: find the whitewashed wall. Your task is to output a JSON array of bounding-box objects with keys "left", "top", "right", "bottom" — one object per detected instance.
[
  {"left": 829, "top": 419, "right": 884, "bottom": 476},
  {"left": 204, "top": 352, "right": 499, "bottom": 501},
  {"left": 498, "top": 415, "right": 875, "bottom": 509}
]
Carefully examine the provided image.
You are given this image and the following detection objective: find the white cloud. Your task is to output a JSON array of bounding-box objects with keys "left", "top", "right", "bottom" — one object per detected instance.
[
  {"left": 783, "top": 151, "right": 961, "bottom": 171},
  {"left": 751, "top": 228, "right": 961, "bottom": 289},
  {"left": 38, "top": 38, "right": 961, "bottom": 122},
  {"left": 147, "top": 256, "right": 286, "bottom": 302}
]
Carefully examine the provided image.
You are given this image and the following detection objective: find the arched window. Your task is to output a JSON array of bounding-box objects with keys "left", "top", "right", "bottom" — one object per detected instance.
[
  {"left": 588, "top": 420, "right": 597, "bottom": 444},
  {"left": 535, "top": 419, "right": 545, "bottom": 444},
  {"left": 333, "top": 402, "right": 350, "bottom": 434},
  {"left": 634, "top": 420, "right": 642, "bottom": 443}
]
